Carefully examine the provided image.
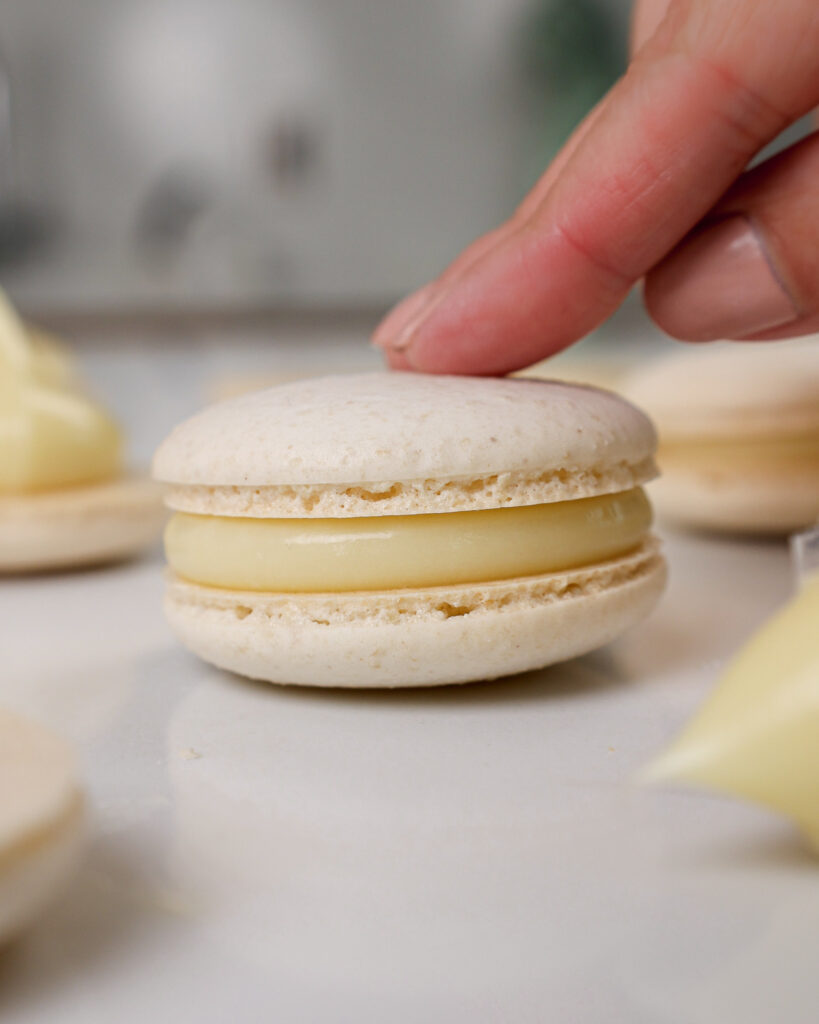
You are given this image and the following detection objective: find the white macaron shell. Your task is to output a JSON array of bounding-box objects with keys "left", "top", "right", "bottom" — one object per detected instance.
[
  {"left": 153, "top": 373, "right": 656, "bottom": 489},
  {"left": 0, "top": 708, "right": 85, "bottom": 941},
  {"left": 0, "top": 476, "right": 166, "bottom": 573},
  {"left": 624, "top": 339, "right": 819, "bottom": 439},
  {"left": 164, "top": 540, "right": 666, "bottom": 688},
  {"left": 0, "top": 708, "right": 79, "bottom": 856}
]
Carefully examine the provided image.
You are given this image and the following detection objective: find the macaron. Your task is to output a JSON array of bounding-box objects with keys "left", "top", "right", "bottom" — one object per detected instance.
[
  {"left": 623, "top": 340, "right": 819, "bottom": 534},
  {"left": 0, "top": 291, "right": 165, "bottom": 573},
  {"left": 153, "top": 373, "right": 667, "bottom": 688},
  {"left": 0, "top": 707, "right": 86, "bottom": 943}
]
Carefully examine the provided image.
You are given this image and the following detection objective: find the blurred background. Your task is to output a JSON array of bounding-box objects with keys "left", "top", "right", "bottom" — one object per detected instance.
[
  {"left": 0, "top": 0, "right": 628, "bottom": 315},
  {"left": 0, "top": 0, "right": 645, "bottom": 457}
]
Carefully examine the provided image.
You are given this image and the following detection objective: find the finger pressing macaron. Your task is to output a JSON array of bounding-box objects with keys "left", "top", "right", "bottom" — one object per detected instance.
[
  {"left": 373, "top": 1, "right": 819, "bottom": 374},
  {"left": 153, "top": 373, "right": 666, "bottom": 688}
]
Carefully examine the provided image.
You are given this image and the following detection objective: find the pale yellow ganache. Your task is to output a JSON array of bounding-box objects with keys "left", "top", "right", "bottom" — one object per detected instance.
[
  {"left": 0, "top": 291, "right": 121, "bottom": 493},
  {"left": 648, "top": 572, "right": 819, "bottom": 851},
  {"left": 164, "top": 487, "right": 652, "bottom": 592}
]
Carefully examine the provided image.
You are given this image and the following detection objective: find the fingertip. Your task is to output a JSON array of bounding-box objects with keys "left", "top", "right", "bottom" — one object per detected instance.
[
  {"left": 371, "top": 283, "right": 437, "bottom": 354},
  {"left": 383, "top": 347, "right": 417, "bottom": 372}
]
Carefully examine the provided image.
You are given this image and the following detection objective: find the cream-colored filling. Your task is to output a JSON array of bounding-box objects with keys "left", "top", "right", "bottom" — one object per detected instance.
[
  {"left": 164, "top": 487, "right": 651, "bottom": 593},
  {"left": 660, "top": 434, "right": 819, "bottom": 474},
  {"left": 648, "top": 572, "right": 819, "bottom": 851},
  {"left": 0, "top": 291, "right": 122, "bottom": 494}
]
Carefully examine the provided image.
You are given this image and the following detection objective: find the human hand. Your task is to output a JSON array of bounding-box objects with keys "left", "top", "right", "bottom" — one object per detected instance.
[{"left": 373, "top": 0, "right": 819, "bottom": 375}]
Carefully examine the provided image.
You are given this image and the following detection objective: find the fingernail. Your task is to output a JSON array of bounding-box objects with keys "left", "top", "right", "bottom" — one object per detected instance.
[
  {"left": 646, "top": 215, "right": 799, "bottom": 340},
  {"left": 384, "top": 348, "right": 416, "bottom": 372},
  {"left": 372, "top": 283, "right": 438, "bottom": 352}
]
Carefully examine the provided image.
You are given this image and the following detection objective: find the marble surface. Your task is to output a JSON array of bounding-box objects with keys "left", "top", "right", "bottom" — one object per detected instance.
[
  {"left": 1, "top": 330, "right": 816, "bottom": 1021},
  {"left": 1, "top": 527, "right": 816, "bottom": 1023}
]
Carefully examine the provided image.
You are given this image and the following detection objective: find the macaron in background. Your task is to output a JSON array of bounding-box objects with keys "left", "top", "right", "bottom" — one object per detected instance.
[
  {"left": 153, "top": 373, "right": 666, "bottom": 688},
  {"left": 0, "top": 707, "right": 86, "bottom": 944},
  {"left": 515, "top": 354, "right": 627, "bottom": 393},
  {"left": 0, "top": 291, "right": 166, "bottom": 573},
  {"left": 622, "top": 339, "right": 819, "bottom": 535}
]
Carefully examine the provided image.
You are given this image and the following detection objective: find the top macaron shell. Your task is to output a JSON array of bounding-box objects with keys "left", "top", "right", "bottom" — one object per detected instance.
[
  {"left": 624, "top": 339, "right": 819, "bottom": 440},
  {"left": 153, "top": 373, "right": 657, "bottom": 518}
]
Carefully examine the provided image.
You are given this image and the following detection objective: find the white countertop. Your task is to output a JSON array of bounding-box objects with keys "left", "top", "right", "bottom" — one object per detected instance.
[
  {"left": 2, "top": 333, "right": 817, "bottom": 1022},
  {"left": 1, "top": 526, "right": 815, "bottom": 1023}
]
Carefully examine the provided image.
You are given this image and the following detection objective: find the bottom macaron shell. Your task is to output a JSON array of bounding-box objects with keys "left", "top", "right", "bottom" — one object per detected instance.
[
  {"left": 164, "top": 539, "right": 666, "bottom": 688},
  {"left": 0, "top": 800, "right": 86, "bottom": 944},
  {"left": 649, "top": 469, "right": 819, "bottom": 534},
  {"left": 0, "top": 476, "right": 167, "bottom": 572}
]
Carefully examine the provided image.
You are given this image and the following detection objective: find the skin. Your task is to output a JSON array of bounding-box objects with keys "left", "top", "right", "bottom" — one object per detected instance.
[{"left": 373, "top": 0, "right": 819, "bottom": 375}]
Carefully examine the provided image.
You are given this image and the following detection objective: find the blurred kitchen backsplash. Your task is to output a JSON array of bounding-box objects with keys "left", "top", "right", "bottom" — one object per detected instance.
[{"left": 0, "top": 0, "right": 627, "bottom": 314}]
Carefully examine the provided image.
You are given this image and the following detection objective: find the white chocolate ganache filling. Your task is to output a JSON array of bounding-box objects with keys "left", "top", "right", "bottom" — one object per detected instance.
[
  {"left": 648, "top": 572, "right": 819, "bottom": 851},
  {"left": 0, "top": 291, "right": 121, "bottom": 494},
  {"left": 164, "top": 487, "right": 652, "bottom": 593}
]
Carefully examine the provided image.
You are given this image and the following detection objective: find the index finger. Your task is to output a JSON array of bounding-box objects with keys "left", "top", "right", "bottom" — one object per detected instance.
[{"left": 374, "top": 0, "right": 819, "bottom": 374}]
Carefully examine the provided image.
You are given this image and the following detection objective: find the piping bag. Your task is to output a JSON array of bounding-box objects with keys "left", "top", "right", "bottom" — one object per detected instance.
[{"left": 646, "top": 525, "right": 819, "bottom": 851}]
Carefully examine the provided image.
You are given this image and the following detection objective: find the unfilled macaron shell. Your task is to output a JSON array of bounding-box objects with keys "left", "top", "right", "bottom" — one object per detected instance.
[
  {"left": 642, "top": 466, "right": 819, "bottom": 534},
  {"left": 0, "top": 708, "right": 85, "bottom": 942},
  {"left": 622, "top": 339, "right": 819, "bottom": 533},
  {"left": 623, "top": 339, "right": 819, "bottom": 440},
  {"left": 0, "top": 475, "right": 166, "bottom": 572}
]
